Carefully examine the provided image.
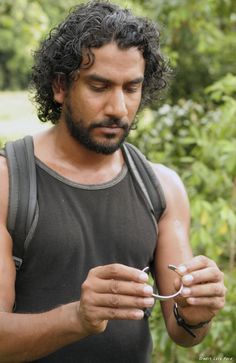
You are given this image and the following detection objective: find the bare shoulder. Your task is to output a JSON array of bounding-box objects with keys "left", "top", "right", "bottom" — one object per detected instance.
[
  {"left": 0, "top": 154, "right": 7, "bottom": 169},
  {"left": 150, "top": 162, "right": 187, "bottom": 194},
  {"left": 149, "top": 162, "right": 190, "bottom": 215},
  {"left": 0, "top": 156, "right": 16, "bottom": 312}
]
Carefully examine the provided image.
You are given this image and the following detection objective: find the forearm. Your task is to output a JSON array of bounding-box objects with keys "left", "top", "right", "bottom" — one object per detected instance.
[
  {"left": 166, "top": 306, "right": 210, "bottom": 347},
  {"left": 0, "top": 302, "right": 88, "bottom": 363}
]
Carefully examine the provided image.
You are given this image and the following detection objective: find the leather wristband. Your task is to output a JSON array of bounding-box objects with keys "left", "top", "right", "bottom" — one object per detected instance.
[{"left": 173, "top": 303, "right": 211, "bottom": 338}]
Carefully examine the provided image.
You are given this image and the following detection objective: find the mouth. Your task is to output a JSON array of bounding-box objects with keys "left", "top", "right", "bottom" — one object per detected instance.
[
  {"left": 105, "top": 125, "right": 122, "bottom": 129},
  {"left": 96, "top": 124, "right": 124, "bottom": 129},
  {"left": 91, "top": 119, "right": 128, "bottom": 131},
  {"left": 90, "top": 124, "right": 127, "bottom": 140},
  {"left": 96, "top": 126, "right": 123, "bottom": 132}
]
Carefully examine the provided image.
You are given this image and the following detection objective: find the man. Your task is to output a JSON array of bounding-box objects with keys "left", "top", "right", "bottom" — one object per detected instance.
[{"left": 0, "top": 1, "right": 226, "bottom": 362}]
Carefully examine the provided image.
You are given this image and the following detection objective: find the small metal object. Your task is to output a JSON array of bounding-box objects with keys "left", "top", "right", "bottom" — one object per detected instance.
[
  {"left": 142, "top": 264, "right": 183, "bottom": 301},
  {"left": 168, "top": 264, "right": 178, "bottom": 272}
]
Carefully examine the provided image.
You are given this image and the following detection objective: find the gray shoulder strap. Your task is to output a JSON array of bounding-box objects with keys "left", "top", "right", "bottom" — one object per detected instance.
[
  {"left": 5, "top": 136, "right": 38, "bottom": 270},
  {"left": 123, "top": 142, "right": 166, "bottom": 222},
  {"left": 122, "top": 142, "right": 167, "bottom": 319}
]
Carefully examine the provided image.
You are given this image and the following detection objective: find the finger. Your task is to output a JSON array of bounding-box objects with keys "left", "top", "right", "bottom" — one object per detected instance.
[
  {"left": 93, "top": 306, "right": 145, "bottom": 321},
  {"left": 180, "top": 267, "right": 223, "bottom": 286},
  {"left": 181, "top": 282, "right": 227, "bottom": 298},
  {"left": 186, "top": 296, "right": 225, "bottom": 310},
  {"left": 91, "top": 293, "right": 155, "bottom": 310},
  {"left": 172, "top": 277, "right": 189, "bottom": 306},
  {"left": 92, "top": 278, "right": 153, "bottom": 297},
  {"left": 89, "top": 264, "right": 149, "bottom": 283},
  {"left": 176, "top": 255, "right": 216, "bottom": 275}
]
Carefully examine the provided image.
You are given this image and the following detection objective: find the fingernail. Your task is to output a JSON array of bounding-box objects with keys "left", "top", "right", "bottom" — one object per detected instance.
[
  {"left": 187, "top": 297, "right": 196, "bottom": 305},
  {"left": 135, "top": 310, "right": 144, "bottom": 319},
  {"left": 181, "top": 287, "right": 191, "bottom": 296},
  {"left": 144, "top": 298, "right": 155, "bottom": 307},
  {"left": 178, "top": 265, "right": 187, "bottom": 274},
  {"left": 139, "top": 272, "right": 148, "bottom": 282},
  {"left": 143, "top": 285, "right": 153, "bottom": 294},
  {"left": 182, "top": 274, "right": 193, "bottom": 283}
]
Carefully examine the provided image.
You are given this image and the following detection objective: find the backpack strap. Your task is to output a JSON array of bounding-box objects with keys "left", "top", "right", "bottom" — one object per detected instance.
[
  {"left": 122, "top": 142, "right": 166, "bottom": 319},
  {"left": 4, "top": 136, "right": 38, "bottom": 271},
  {"left": 122, "top": 142, "right": 166, "bottom": 223}
]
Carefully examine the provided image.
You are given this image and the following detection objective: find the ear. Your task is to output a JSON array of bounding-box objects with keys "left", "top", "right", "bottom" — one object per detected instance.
[{"left": 52, "top": 74, "right": 67, "bottom": 104}]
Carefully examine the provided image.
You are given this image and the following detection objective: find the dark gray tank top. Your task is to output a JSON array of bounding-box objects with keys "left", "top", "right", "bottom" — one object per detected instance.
[{"left": 15, "top": 157, "right": 158, "bottom": 363}]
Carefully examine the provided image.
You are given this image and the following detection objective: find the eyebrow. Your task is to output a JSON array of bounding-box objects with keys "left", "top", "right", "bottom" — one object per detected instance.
[{"left": 84, "top": 74, "right": 144, "bottom": 85}]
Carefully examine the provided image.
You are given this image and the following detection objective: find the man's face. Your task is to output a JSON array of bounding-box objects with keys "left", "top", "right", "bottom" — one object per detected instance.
[{"left": 60, "top": 42, "right": 145, "bottom": 154}]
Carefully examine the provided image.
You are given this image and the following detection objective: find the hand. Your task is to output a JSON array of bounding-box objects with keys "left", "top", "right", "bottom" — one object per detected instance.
[
  {"left": 174, "top": 255, "right": 226, "bottom": 324},
  {"left": 77, "top": 263, "right": 155, "bottom": 335}
]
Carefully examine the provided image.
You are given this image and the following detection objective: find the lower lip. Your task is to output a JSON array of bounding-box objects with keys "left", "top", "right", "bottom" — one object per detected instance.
[{"left": 95, "top": 127, "right": 123, "bottom": 134}]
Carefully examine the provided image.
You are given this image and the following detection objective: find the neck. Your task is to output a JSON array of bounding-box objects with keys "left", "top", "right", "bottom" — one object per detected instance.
[
  {"left": 52, "top": 121, "right": 124, "bottom": 168},
  {"left": 34, "top": 121, "right": 125, "bottom": 185}
]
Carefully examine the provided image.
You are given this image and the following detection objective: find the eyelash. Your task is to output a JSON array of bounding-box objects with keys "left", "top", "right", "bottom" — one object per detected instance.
[
  {"left": 90, "top": 85, "right": 139, "bottom": 93},
  {"left": 126, "top": 87, "right": 139, "bottom": 93},
  {"left": 90, "top": 86, "right": 107, "bottom": 92}
]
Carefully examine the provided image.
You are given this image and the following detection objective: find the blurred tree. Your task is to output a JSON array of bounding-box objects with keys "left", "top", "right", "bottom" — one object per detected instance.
[
  {"left": 145, "top": 0, "right": 236, "bottom": 102},
  {"left": 0, "top": 0, "right": 49, "bottom": 89}
]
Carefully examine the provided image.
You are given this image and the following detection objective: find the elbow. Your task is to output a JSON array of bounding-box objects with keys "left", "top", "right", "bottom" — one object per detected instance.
[{"left": 166, "top": 323, "right": 210, "bottom": 348}]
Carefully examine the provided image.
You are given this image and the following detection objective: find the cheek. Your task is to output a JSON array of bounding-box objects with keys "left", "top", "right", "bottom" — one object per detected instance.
[
  {"left": 127, "top": 96, "right": 142, "bottom": 116},
  {"left": 78, "top": 89, "right": 106, "bottom": 114},
  {"left": 71, "top": 94, "right": 104, "bottom": 120}
]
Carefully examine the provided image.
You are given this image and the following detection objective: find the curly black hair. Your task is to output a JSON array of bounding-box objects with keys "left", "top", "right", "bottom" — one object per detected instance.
[{"left": 31, "top": 0, "right": 170, "bottom": 124}]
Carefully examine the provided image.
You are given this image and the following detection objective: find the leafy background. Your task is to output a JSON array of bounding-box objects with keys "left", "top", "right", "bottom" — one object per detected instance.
[{"left": 0, "top": 0, "right": 235, "bottom": 361}]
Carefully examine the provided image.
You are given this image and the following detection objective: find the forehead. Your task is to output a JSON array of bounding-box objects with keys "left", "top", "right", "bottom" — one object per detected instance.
[{"left": 80, "top": 42, "right": 145, "bottom": 83}]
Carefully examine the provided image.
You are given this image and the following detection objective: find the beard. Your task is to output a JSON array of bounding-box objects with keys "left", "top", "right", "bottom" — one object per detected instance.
[{"left": 64, "top": 102, "right": 135, "bottom": 155}]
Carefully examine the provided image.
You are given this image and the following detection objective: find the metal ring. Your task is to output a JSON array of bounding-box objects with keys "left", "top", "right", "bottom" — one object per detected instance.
[{"left": 142, "top": 264, "right": 183, "bottom": 301}]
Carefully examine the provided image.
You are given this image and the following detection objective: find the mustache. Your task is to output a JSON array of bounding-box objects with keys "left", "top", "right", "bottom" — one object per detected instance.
[{"left": 89, "top": 118, "right": 129, "bottom": 130}]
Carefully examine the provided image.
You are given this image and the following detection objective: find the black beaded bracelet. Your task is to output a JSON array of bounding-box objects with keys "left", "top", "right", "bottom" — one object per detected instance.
[{"left": 173, "top": 303, "right": 211, "bottom": 338}]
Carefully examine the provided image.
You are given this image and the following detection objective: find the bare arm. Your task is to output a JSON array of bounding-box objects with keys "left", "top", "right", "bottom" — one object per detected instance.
[
  {"left": 152, "top": 163, "right": 226, "bottom": 347},
  {"left": 0, "top": 154, "right": 154, "bottom": 362}
]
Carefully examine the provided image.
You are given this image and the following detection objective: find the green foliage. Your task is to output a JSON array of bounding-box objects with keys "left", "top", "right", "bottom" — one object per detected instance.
[
  {"left": 0, "top": 0, "right": 49, "bottom": 89},
  {"left": 146, "top": 0, "right": 236, "bottom": 102},
  {"left": 0, "top": 138, "right": 5, "bottom": 149},
  {"left": 0, "top": 0, "right": 86, "bottom": 89},
  {"left": 0, "top": 135, "right": 10, "bottom": 149}
]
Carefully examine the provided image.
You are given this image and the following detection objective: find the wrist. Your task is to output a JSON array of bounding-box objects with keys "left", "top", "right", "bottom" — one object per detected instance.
[
  {"left": 61, "top": 302, "right": 90, "bottom": 339},
  {"left": 173, "top": 303, "right": 211, "bottom": 338}
]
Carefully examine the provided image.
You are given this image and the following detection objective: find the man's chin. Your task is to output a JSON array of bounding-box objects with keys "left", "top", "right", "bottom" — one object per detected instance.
[
  {"left": 83, "top": 139, "right": 124, "bottom": 155},
  {"left": 68, "top": 123, "right": 129, "bottom": 154}
]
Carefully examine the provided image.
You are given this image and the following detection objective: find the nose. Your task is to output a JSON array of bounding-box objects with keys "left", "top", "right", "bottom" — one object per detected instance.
[{"left": 104, "top": 89, "right": 128, "bottom": 119}]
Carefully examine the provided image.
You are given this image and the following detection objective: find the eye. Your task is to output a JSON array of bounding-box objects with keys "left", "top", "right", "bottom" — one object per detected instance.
[
  {"left": 125, "top": 84, "right": 141, "bottom": 94},
  {"left": 89, "top": 84, "right": 108, "bottom": 93},
  {"left": 126, "top": 87, "right": 139, "bottom": 93}
]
